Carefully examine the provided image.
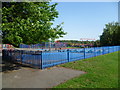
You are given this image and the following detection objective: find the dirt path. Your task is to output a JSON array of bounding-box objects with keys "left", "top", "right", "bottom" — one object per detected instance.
[{"left": 2, "top": 67, "right": 85, "bottom": 88}]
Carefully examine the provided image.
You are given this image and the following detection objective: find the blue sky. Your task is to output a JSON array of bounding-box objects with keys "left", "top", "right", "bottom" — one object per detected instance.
[{"left": 51, "top": 2, "right": 118, "bottom": 41}]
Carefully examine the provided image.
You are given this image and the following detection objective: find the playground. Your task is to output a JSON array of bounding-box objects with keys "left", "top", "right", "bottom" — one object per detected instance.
[
  {"left": 1, "top": 1, "right": 119, "bottom": 88},
  {"left": 2, "top": 51, "right": 119, "bottom": 88}
]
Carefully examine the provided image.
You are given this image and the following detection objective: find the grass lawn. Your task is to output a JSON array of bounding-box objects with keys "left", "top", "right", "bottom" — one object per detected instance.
[{"left": 54, "top": 51, "right": 119, "bottom": 88}]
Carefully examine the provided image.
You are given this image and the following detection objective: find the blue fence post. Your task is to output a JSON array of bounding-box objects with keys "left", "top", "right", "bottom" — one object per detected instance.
[
  {"left": 40, "top": 51, "right": 43, "bottom": 69},
  {"left": 20, "top": 50, "right": 23, "bottom": 64},
  {"left": 113, "top": 46, "right": 114, "bottom": 52},
  {"left": 9, "top": 50, "right": 12, "bottom": 61},
  {"left": 108, "top": 46, "right": 109, "bottom": 53},
  {"left": 84, "top": 48, "right": 85, "bottom": 59},
  {"left": 2, "top": 50, "right": 4, "bottom": 60},
  {"left": 67, "top": 49, "right": 70, "bottom": 62},
  {"left": 114, "top": 46, "right": 115, "bottom": 52},
  {"left": 102, "top": 47, "right": 104, "bottom": 55},
  {"left": 94, "top": 47, "right": 96, "bottom": 57},
  {"left": 9, "top": 50, "right": 11, "bottom": 59}
]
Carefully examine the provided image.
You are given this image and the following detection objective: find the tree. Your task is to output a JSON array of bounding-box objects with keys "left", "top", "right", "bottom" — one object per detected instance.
[
  {"left": 100, "top": 22, "right": 120, "bottom": 46},
  {"left": 2, "top": 2, "right": 66, "bottom": 47},
  {"left": 93, "top": 40, "right": 100, "bottom": 47}
]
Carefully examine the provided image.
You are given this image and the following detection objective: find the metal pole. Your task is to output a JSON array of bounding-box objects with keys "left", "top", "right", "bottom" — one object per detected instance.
[
  {"left": 2, "top": 49, "right": 4, "bottom": 60},
  {"left": 40, "top": 51, "right": 43, "bottom": 69},
  {"left": 94, "top": 47, "right": 96, "bottom": 57},
  {"left": 84, "top": 48, "right": 85, "bottom": 59},
  {"left": 49, "top": 41, "right": 51, "bottom": 51},
  {"left": 67, "top": 49, "right": 70, "bottom": 62},
  {"left": 21, "top": 50, "right": 23, "bottom": 64},
  {"left": 114, "top": 46, "right": 115, "bottom": 52},
  {"left": 102, "top": 47, "right": 104, "bottom": 55}
]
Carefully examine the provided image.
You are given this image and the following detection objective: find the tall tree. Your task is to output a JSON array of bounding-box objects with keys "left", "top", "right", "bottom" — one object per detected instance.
[
  {"left": 2, "top": 2, "right": 66, "bottom": 47},
  {"left": 100, "top": 22, "right": 120, "bottom": 46}
]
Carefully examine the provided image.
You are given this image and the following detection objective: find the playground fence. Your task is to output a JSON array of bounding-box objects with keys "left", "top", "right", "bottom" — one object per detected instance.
[{"left": 2, "top": 46, "right": 120, "bottom": 69}]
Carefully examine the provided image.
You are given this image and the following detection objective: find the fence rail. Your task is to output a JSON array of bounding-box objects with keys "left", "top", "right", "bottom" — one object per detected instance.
[{"left": 2, "top": 46, "right": 120, "bottom": 69}]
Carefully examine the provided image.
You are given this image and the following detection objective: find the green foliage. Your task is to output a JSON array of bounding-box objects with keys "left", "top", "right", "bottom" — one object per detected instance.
[
  {"left": 100, "top": 22, "right": 120, "bottom": 46},
  {"left": 57, "top": 40, "right": 100, "bottom": 47},
  {"left": 93, "top": 40, "right": 100, "bottom": 47},
  {"left": 58, "top": 40, "right": 95, "bottom": 44},
  {"left": 54, "top": 51, "right": 118, "bottom": 88},
  {"left": 2, "top": 2, "right": 66, "bottom": 47}
]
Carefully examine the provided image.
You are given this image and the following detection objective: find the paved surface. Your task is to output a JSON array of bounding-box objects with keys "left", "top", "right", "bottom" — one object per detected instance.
[
  {"left": 0, "top": 53, "right": 2, "bottom": 89},
  {"left": 2, "top": 67, "right": 85, "bottom": 88}
]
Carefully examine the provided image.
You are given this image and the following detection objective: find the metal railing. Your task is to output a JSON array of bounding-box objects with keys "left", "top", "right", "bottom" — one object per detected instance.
[{"left": 2, "top": 46, "right": 120, "bottom": 69}]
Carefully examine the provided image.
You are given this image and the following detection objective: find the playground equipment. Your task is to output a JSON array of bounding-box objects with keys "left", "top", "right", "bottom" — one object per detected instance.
[
  {"left": 2, "top": 44, "right": 14, "bottom": 49},
  {"left": 19, "top": 42, "right": 67, "bottom": 50}
]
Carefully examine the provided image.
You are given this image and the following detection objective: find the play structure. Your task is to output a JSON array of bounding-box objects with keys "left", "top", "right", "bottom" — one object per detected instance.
[
  {"left": 19, "top": 42, "right": 67, "bottom": 50},
  {"left": 1, "top": 44, "right": 14, "bottom": 49},
  {"left": 19, "top": 40, "right": 95, "bottom": 50}
]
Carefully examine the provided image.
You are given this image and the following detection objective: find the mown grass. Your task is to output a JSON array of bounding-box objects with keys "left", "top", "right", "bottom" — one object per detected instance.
[{"left": 54, "top": 51, "right": 119, "bottom": 88}]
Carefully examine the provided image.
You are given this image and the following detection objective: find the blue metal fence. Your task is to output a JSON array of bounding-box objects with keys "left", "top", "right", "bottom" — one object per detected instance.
[{"left": 2, "top": 46, "right": 120, "bottom": 69}]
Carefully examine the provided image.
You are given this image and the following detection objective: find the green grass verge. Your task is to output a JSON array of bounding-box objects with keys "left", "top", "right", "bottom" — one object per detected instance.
[{"left": 54, "top": 51, "right": 119, "bottom": 88}]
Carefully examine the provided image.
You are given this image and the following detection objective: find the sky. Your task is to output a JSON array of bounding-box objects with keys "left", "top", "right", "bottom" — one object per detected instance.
[{"left": 51, "top": 2, "right": 118, "bottom": 41}]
